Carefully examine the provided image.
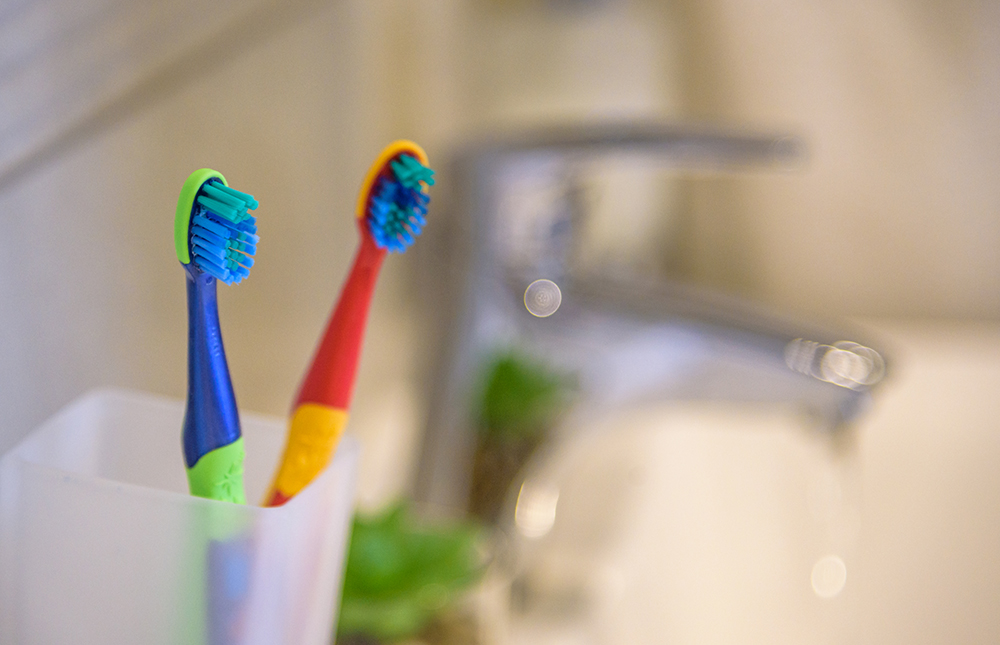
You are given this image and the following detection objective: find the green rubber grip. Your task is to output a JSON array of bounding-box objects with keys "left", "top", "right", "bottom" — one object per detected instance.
[{"left": 185, "top": 438, "right": 246, "bottom": 504}]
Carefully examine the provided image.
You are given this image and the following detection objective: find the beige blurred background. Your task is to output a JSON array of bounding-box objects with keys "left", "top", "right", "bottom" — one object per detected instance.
[{"left": 1, "top": 0, "right": 999, "bottom": 643}]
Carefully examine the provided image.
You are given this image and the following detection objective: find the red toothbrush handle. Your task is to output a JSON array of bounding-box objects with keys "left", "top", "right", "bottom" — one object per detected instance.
[{"left": 294, "top": 230, "right": 386, "bottom": 410}]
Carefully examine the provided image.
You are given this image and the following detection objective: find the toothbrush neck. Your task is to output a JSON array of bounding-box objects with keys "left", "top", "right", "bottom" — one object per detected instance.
[
  {"left": 182, "top": 265, "right": 241, "bottom": 468},
  {"left": 293, "top": 232, "right": 386, "bottom": 410},
  {"left": 356, "top": 230, "right": 386, "bottom": 270}
]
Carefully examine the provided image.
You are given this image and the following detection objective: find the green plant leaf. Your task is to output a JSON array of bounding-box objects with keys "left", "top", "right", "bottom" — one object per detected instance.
[{"left": 338, "top": 501, "right": 487, "bottom": 642}]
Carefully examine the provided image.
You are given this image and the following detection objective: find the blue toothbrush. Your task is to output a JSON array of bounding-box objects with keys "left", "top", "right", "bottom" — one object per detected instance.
[{"left": 175, "top": 169, "right": 259, "bottom": 504}]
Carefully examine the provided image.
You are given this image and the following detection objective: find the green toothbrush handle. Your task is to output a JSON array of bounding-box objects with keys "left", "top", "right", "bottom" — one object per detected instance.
[{"left": 185, "top": 437, "right": 247, "bottom": 504}]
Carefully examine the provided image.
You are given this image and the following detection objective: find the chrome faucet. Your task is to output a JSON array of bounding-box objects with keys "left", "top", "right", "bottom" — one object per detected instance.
[{"left": 412, "top": 123, "right": 886, "bottom": 511}]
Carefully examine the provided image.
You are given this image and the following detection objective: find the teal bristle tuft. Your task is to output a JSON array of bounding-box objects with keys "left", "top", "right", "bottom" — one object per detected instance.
[
  {"left": 367, "top": 154, "right": 434, "bottom": 253},
  {"left": 190, "top": 179, "right": 259, "bottom": 284},
  {"left": 390, "top": 155, "right": 436, "bottom": 190}
]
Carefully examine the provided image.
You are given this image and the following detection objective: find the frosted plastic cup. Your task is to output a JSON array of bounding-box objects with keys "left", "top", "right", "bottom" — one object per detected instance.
[{"left": 0, "top": 389, "right": 359, "bottom": 645}]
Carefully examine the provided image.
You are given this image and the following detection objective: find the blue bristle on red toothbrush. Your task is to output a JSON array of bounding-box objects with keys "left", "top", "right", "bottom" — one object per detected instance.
[
  {"left": 368, "top": 154, "right": 435, "bottom": 253},
  {"left": 189, "top": 180, "right": 260, "bottom": 284}
]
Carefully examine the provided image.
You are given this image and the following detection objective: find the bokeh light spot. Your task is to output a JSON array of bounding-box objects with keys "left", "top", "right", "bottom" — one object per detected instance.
[{"left": 525, "top": 279, "right": 562, "bottom": 317}]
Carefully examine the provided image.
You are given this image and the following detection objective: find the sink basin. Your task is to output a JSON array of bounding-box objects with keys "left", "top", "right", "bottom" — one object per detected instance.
[{"left": 491, "top": 321, "right": 1000, "bottom": 645}]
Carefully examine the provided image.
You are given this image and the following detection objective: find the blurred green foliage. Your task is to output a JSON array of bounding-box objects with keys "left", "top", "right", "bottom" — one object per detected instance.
[
  {"left": 476, "top": 350, "right": 572, "bottom": 442},
  {"left": 337, "top": 501, "right": 486, "bottom": 643}
]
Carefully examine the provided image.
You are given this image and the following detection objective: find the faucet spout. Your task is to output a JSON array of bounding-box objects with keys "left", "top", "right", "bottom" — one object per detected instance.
[{"left": 412, "top": 123, "right": 885, "bottom": 512}]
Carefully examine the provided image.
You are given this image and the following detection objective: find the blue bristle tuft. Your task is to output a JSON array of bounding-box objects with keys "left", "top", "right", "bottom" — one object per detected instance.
[
  {"left": 189, "top": 179, "right": 259, "bottom": 284},
  {"left": 367, "top": 154, "right": 434, "bottom": 253}
]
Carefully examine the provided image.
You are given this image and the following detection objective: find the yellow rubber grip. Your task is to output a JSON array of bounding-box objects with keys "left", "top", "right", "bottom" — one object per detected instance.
[{"left": 268, "top": 403, "right": 348, "bottom": 500}]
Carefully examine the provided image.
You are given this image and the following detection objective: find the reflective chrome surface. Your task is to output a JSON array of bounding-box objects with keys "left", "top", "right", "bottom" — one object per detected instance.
[{"left": 413, "top": 123, "right": 887, "bottom": 511}]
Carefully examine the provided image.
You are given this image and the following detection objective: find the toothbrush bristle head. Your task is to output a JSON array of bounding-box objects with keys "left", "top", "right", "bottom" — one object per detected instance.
[
  {"left": 176, "top": 169, "right": 260, "bottom": 285},
  {"left": 358, "top": 141, "right": 434, "bottom": 253}
]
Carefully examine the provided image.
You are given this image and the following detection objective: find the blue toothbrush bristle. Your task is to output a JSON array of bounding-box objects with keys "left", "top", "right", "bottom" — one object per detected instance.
[
  {"left": 190, "top": 179, "right": 259, "bottom": 285},
  {"left": 367, "top": 154, "right": 434, "bottom": 253}
]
